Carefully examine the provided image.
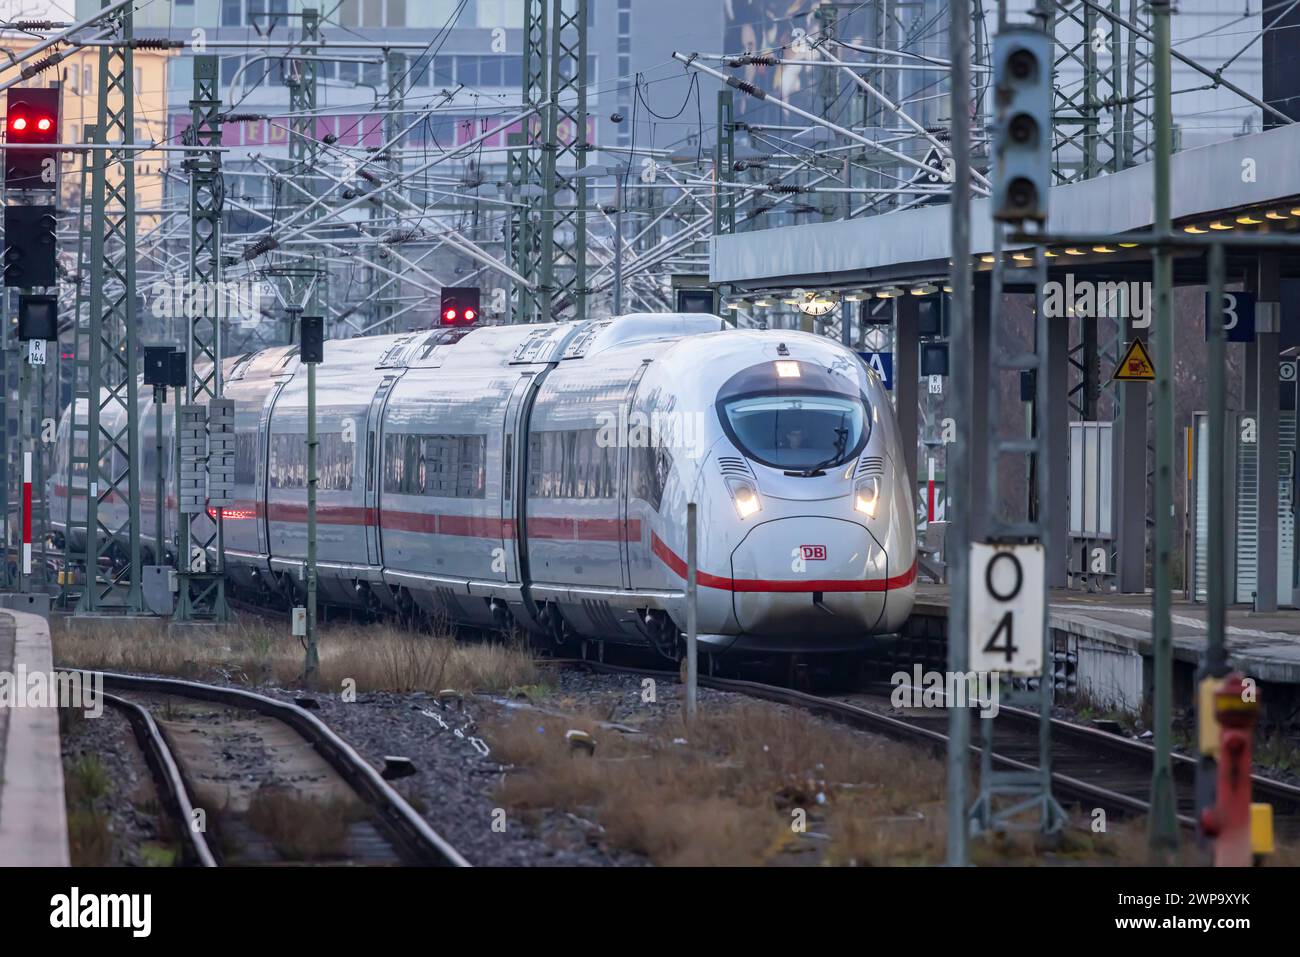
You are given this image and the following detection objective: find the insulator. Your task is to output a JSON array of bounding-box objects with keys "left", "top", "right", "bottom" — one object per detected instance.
[
  {"left": 358, "top": 169, "right": 382, "bottom": 185},
  {"left": 132, "top": 38, "right": 182, "bottom": 50},
  {"left": 322, "top": 132, "right": 338, "bottom": 144},
  {"left": 726, "top": 54, "right": 777, "bottom": 67},
  {"left": 766, "top": 183, "right": 804, "bottom": 194},
  {"left": 11, "top": 20, "right": 61, "bottom": 30},
  {"left": 243, "top": 235, "right": 279, "bottom": 260},
  {"left": 20, "top": 50, "right": 64, "bottom": 80},
  {"left": 725, "top": 76, "right": 767, "bottom": 99},
  {"left": 221, "top": 113, "right": 265, "bottom": 123},
  {"left": 384, "top": 228, "right": 421, "bottom": 244}
]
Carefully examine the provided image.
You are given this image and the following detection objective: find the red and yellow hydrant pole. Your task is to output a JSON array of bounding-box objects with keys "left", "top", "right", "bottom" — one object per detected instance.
[{"left": 1198, "top": 672, "right": 1273, "bottom": 866}]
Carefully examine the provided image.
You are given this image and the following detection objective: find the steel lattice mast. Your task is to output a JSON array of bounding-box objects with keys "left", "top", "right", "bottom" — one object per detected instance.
[
  {"left": 538, "top": 0, "right": 589, "bottom": 321},
  {"left": 510, "top": 0, "right": 550, "bottom": 324},
  {"left": 175, "top": 53, "right": 230, "bottom": 622},
  {"left": 78, "top": 2, "right": 143, "bottom": 612}
]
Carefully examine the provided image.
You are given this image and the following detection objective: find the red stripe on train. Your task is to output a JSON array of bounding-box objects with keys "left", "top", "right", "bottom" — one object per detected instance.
[
  {"left": 257, "top": 501, "right": 641, "bottom": 542},
  {"left": 650, "top": 532, "right": 916, "bottom": 593}
]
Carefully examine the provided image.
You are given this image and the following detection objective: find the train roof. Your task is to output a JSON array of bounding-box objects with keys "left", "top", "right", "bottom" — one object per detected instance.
[{"left": 228, "top": 313, "right": 729, "bottom": 378}]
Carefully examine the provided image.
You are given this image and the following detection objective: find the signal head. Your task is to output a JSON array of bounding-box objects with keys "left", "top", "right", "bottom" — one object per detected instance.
[
  {"left": 439, "top": 286, "right": 481, "bottom": 327},
  {"left": 1008, "top": 113, "right": 1039, "bottom": 147},
  {"left": 1007, "top": 49, "right": 1038, "bottom": 84}
]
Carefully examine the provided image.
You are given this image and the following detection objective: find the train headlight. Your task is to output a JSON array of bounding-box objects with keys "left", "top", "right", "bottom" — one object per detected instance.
[
  {"left": 725, "top": 476, "right": 762, "bottom": 519},
  {"left": 854, "top": 475, "right": 881, "bottom": 518}
]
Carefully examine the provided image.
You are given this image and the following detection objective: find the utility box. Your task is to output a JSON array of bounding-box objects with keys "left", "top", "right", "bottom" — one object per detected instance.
[
  {"left": 142, "top": 565, "right": 176, "bottom": 616},
  {"left": 1188, "top": 409, "right": 1297, "bottom": 607}
]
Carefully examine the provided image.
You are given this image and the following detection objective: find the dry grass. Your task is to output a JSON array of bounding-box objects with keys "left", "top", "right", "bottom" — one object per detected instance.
[
  {"left": 245, "top": 786, "right": 363, "bottom": 861},
  {"left": 64, "top": 752, "right": 112, "bottom": 866},
  {"left": 51, "top": 615, "right": 537, "bottom": 694},
  {"left": 487, "top": 695, "right": 1255, "bottom": 867},
  {"left": 489, "top": 700, "right": 964, "bottom": 866}
]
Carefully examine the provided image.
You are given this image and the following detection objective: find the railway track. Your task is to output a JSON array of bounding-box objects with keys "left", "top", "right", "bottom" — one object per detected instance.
[
  {"left": 550, "top": 657, "right": 1300, "bottom": 840},
  {"left": 85, "top": 670, "right": 469, "bottom": 867}
]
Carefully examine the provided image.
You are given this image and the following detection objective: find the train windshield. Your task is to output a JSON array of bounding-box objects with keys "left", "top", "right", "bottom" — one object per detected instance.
[{"left": 720, "top": 393, "right": 868, "bottom": 472}]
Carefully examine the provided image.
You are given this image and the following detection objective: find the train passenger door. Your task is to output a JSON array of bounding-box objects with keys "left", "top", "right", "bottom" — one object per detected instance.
[
  {"left": 365, "top": 375, "right": 400, "bottom": 566},
  {"left": 619, "top": 362, "right": 652, "bottom": 590},
  {"left": 500, "top": 374, "right": 536, "bottom": 583}
]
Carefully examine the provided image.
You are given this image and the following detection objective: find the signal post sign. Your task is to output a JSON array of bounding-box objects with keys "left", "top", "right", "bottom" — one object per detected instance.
[{"left": 968, "top": 542, "right": 1046, "bottom": 676}]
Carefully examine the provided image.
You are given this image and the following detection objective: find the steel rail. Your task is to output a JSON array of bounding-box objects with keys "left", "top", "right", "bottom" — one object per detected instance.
[
  {"left": 78, "top": 670, "right": 470, "bottom": 867},
  {"left": 99, "top": 690, "right": 219, "bottom": 867}
]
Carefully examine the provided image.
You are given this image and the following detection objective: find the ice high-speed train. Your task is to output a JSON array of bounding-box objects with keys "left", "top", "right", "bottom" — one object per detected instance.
[{"left": 50, "top": 314, "right": 915, "bottom": 653}]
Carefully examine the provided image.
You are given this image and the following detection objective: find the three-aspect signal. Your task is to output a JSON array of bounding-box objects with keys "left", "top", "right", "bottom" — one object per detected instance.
[
  {"left": 440, "top": 286, "right": 481, "bottom": 326},
  {"left": 5, "top": 87, "right": 60, "bottom": 191},
  {"left": 991, "top": 26, "right": 1051, "bottom": 225}
]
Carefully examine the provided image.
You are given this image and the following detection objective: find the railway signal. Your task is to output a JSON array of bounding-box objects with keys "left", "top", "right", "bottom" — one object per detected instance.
[
  {"left": 17, "top": 293, "right": 58, "bottom": 344},
  {"left": 16, "top": 296, "right": 56, "bottom": 592},
  {"left": 5, "top": 88, "right": 60, "bottom": 191},
  {"left": 144, "top": 346, "right": 185, "bottom": 571},
  {"left": 440, "top": 286, "right": 480, "bottom": 326},
  {"left": 991, "top": 26, "right": 1051, "bottom": 224},
  {"left": 301, "top": 315, "right": 324, "bottom": 684},
  {"left": 3, "top": 205, "right": 58, "bottom": 287}
]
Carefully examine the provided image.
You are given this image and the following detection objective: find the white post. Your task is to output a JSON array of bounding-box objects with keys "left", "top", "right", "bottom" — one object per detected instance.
[{"left": 685, "top": 502, "right": 698, "bottom": 723}]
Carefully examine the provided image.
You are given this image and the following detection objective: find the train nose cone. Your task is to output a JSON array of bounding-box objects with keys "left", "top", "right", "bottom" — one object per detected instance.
[{"left": 730, "top": 517, "right": 889, "bottom": 637}]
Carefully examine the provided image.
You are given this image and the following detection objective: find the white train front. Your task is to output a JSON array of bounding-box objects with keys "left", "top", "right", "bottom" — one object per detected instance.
[{"left": 51, "top": 314, "right": 916, "bottom": 654}]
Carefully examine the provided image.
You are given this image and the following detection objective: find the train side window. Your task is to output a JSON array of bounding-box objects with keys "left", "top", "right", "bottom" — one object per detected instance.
[
  {"left": 270, "top": 433, "right": 353, "bottom": 491},
  {"left": 382, "top": 433, "right": 405, "bottom": 493},
  {"left": 423, "top": 434, "right": 486, "bottom": 498},
  {"left": 383, "top": 433, "right": 485, "bottom": 498},
  {"left": 234, "top": 433, "right": 257, "bottom": 485},
  {"left": 632, "top": 444, "right": 671, "bottom": 511},
  {"left": 322, "top": 433, "right": 354, "bottom": 491},
  {"left": 528, "top": 429, "right": 617, "bottom": 499}
]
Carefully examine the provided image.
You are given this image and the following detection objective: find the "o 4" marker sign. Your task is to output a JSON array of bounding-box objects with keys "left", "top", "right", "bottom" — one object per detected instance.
[{"left": 968, "top": 543, "right": 1045, "bottom": 676}]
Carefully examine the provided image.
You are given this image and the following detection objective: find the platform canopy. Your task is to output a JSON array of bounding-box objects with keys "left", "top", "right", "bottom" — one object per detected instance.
[{"left": 710, "top": 121, "right": 1300, "bottom": 291}]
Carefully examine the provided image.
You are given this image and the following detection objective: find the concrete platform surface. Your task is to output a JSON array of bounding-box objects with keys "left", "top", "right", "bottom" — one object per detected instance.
[
  {"left": 916, "top": 584, "right": 1300, "bottom": 686},
  {"left": 0, "top": 608, "right": 70, "bottom": 866}
]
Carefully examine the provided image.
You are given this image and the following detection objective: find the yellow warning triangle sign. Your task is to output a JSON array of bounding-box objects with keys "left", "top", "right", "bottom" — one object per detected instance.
[{"left": 1112, "top": 337, "right": 1156, "bottom": 381}]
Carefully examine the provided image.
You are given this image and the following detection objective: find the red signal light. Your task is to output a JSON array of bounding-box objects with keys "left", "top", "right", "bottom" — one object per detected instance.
[
  {"left": 36, "top": 116, "right": 51, "bottom": 132},
  {"left": 10, "top": 116, "right": 26, "bottom": 132},
  {"left": 439, "top": 287, "right": 480, "bottom": 326}
]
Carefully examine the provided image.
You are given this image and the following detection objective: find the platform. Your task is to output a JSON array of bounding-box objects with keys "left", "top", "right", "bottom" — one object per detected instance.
[
  {"left": 910, "top": 584, "right": 1300, "bottom": 715},
  {"left": 0, "top": 609, "right": 70, "bottom": 866}
]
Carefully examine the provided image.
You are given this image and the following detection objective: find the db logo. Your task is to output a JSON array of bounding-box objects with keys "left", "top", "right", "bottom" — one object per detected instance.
[{"left": 799, "top": 545, "right": 827, "bottom": 561}]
